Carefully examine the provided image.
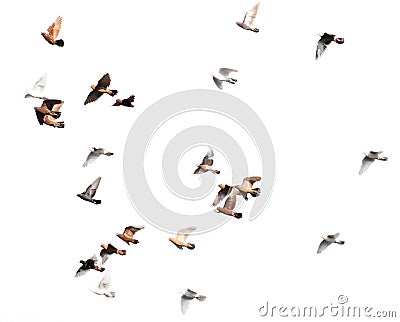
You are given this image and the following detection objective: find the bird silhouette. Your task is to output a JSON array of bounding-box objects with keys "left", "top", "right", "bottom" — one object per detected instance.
[{"left": 113, "top": 95, "right": 135, "bottom": 107}]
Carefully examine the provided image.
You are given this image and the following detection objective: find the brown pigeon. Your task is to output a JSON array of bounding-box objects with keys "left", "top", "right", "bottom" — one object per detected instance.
[
  {"left": 34, "top": 99, "right": 64, "bottom": 128},
  {"left": 116, "top": 226, "right": 145, "bottom": 245},
  {"left": 84, "top": 73, "right": 118, "bottom": 105},
  {"left": 100, "top": 243, "right": 126, "bottom": 265},
  {"left": 193, "top": 147, "right": 220, "bottom": 174},
  {"left": 216, "top": 187, "right": 242, "bottom": 218},
  {"left": 41, "top": 16, "right": 64, "bottom": 47},
  {"left": 234, "top": 176, "right": 261, "bottom": 201},
  {"left": 113, "top": 95, "right": 135, "bottom": 107},
  {"left": 236, "top": 2, "right": 260, "bottom": 33},
  {"left": 169, "top": 226, "right": 196, "bottom": 250}
]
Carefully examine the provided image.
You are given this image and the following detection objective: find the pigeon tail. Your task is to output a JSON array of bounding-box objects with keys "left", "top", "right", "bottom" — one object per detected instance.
[
  {"left": 233, "top": 212, "right": 242, "bottom": 219},
  {"left": 92, "top": 199, "right": 101, "bottom": 204},
  {"left": 250, "top": 188, "right": 261, "bottom": 197},
  {"left": 196, "top": 295, "right": 206, "bottom": 301}
]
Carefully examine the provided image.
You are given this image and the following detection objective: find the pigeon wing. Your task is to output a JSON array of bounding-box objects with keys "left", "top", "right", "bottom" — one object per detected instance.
[
  {"left": 223, "top": 188, "right": 238, "bottom": 210},
  {"left": 201, "top": 147, "right": 214, "bottom": 166},
  {"left": 359, "top": 157, "right": 374, "bottom": 175},
  {"left": 34, "top": 109, "right": 45, "bottom": 125},
  {"left": 242, "top": 176, "right": 261, "bottom": 189},
  {"left": 48, "top": 16, "right": 62, "bottom": 39},
  {"left": 212, "top": 76, "right": 223, "bottom": 90},
  {"left": 316, "top": 40, "right": 327, "bottom": 60},
  {"left": 212, "top": 185, "right": 231, "bottom": 206},
  {"left": 83, "top": 151, "right": 99, "bottom": 167},
  {"left": 84, "top": 89, "right": 104, "bottom": 105},
  {"left": 243, "top": 2, "right": 259, "bottom": 27},
  {"left": 176, "top": 226, "right": 196, "bottom": 241},
  {"left": 84, "top": 177, "right": 101, "bottom": 197},
  {"left": 96, "top": 73, "right": 111, "bottom": 89},
  {"left": 317, "top": 239, "right": 331, "bottom": 254},
  {"left": 124, "top": 226, "right": 144, "bottom": 237},
  {"left": 181, "top": 295, "right": 191, "bottom": 314},
  {"left": 219, "top": 68, "right": 238, "bottom": 77},
  {"left": 98, "top": 271, "right": 111, "bottom": 290}
]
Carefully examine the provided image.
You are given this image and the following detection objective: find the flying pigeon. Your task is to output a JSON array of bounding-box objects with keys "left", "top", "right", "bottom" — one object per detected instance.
[
  {"left": 359, "top": 151, "right": 388, "bottom": 175},
  {"left": 215, "top": 187, "right": 242, "bottom": 219},
  {"left": 181, "top": 289, "right": 206, "bottom": 314},
  {"left": 169, "top": 226, "right": 196, "bottom": 250},
  {"left": 84, "top": 73, "right": 118, "bottom": 105},
  {"left": 91, "top": 270, "right": 115, "bottom": 298},
  {"left": 77, "top": 177, "right": 102, "bottom": 204},
  {"left": 34, "top": 99, "right": 64, "bottom": 128},
  {"left": 193, "top": 147, "right": 220, "bottom": 174},
  {"left": 25, "top": 74, "right": 48, "bottom": 99},
  {"left": 212, "top": 184, "right": 232, "bottom": 206},
  {"left": 211, "top": 68, "right": 238, "bottom": 90},
  {"left": 75, "top": 255, "right": 105, "bottom": 277},
  {"left": 113, "top": 95, "right": 135, "bottom": 107},
  {"left": 82, "top": 147, "right": 114, "bottom": 167},
  {"left": 235, "top": 176, "right": 261, "bottom": 201},
  {"left": 317, "top": 233, "right": 345, "bottom": 254},
  {"left": 41, "top": 16, "right": 64, "bottom": 47},
  {"left": 116, "top": 226, "right": 145, "bottom": 245},
  {"left": 316, "top": 33, "right": 344, "bottom": 60},
  {"left": 236, "top": 2, "right": 260, "bottom": 33},
  {"left": 100, "top": 243, "right": 126, "bottom": 265}
]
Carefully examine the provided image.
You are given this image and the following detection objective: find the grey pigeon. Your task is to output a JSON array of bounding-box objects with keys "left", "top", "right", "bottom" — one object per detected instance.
[
  {"left": 82, "top": 147, "right": 113, "bottom": 167},
  {"left": 211, "top": 68, "right": 238, "bottom": 90},
  {"left": 359, "top": 151, "right": 388, "bottom": 175},
  {"left": 316, "top": 33, "right": 344, "bottom": 60},
  {"left": 181, "top": 289, "right": 206, "bottom": 314},
  {"left": 317, "top": 233, "right": 345, "bottom": 254},
  {"left": 77, "top": 177, "right": 102, "bottom": 204}
]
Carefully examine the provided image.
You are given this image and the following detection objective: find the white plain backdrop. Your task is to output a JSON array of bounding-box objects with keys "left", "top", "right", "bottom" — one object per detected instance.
[{"left": 1, "top": 0, "right": 400, "bottom": 321}]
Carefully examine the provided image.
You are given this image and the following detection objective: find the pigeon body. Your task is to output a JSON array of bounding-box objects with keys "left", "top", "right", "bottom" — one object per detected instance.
[
  {"left": 82, "top": 147, "right": 114, "bottom": 167},
  {"left": 235, "top": 176, "right": 261, "bottom": 201},
  {"left": 25, "top": 74, "right": 48, "bottom": 99},
  {"left": 77, "top": 177, "right": 102, "bottom": 204},
  {"left": 100, "top": 243, "right": 126, "bottom": 265},
  {"left": 91, "top": 271, "right": 115, "bottom": 298},
  {"left": 113, "top": 95, "right": 135, "bottom": 107},
  {"left": 75, "top": 255, "right": 104, "bottom": 277},
  {"left": 216, "top": 187, "right": 242, "bottom": 218},
  {"left": 317, "top": 233, "right": 345, "bottom": 254},
  {"left": 34, "top": 99, "right": 64, "bottom": 128},
  {"left": 236, "top": 2, "right": 260, "bottom": 32},
  {"left": 169, "top": 226, "right": 196, "bottom": 250},
  {"left": 181, "top": 289, "right": 206, "bottom": 314},
  {"left": 41, "top": 16, "right": 64, "bottom": 47},
  {"left": 316, "top": 33, "right": 344, "bottom": 59},
  {"left": 359, "top": 151, "right": 388, "bottom": 175},
  {"left": 116, "top": 226, "right": 144, "bottom": 245},
  {"left": 212, "top": 68, "right": 238, "bottom": 90},
  {"left": 84, "top": 73, "right": 118, "bottom": 105},
  {"left": 194, "top": 147, "right": 220, "bottom": 174}
]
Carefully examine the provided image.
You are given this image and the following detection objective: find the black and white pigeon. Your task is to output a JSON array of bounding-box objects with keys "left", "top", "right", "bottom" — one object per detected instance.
[
  {"left": 75, "top": 255, "right": 104, "bottom": 277},
  {"left": 77, "top": 177, "right": 102, "bottom": 204},
  {"left": 317, "top": 233, "right": 345, "bottom": 254},
  {"left": 359, "top": 151, "right": 388, "bottom": 175},
  {"left": 316, "top": 33, "right": 344, "bottom": 60},
  {"left": 82, "top": 147, "right": 113, "bottom": 167},
  {"left": 211, "top": 68, "right": 238, "bottom": 90},
  {"left": 180, "top": 289, "right": 206, "bottom": 314}
]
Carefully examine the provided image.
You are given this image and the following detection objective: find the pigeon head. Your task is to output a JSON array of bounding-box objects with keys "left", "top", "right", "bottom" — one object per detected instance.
[{"left": 55, "top": 39, "right": 64, "bottom": 47}]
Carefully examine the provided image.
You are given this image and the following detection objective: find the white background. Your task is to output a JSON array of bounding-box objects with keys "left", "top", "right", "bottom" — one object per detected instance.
[{"left": 1, "top": 0, "right": 400, "bottom": 321}]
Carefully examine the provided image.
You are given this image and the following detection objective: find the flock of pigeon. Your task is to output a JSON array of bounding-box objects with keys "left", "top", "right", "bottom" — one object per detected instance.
[{"left": 23, "top": 1, "right": 389, "bottom": 315}]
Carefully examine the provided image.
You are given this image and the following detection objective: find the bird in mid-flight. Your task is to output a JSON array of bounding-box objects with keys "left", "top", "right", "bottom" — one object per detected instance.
[
  {"left": 169, "top": 226, "right": 196, "bottom": 250},
  {"left": 91, "top": 271, "right": 115, "bottom": 298},
  {"left": 359, "top": 151, "right": 388, "bottom": 175},
  {"left": 216, "top": 187, "right": 242, "bottom": 219},
  {"left": 77, "top": 177, "right": 102, "bottom": 204},
  {"left": 193, "top": 147, "right": 220, "bottom": 174},
  {"left": 113, "top": 95, "right": 135, "bottom": 107},
  {"left": 75, "top": 255, "right": 105, "bottom": 277},
  {"left": 99, "top": 243, "right": 126, "bottom": 265},
  {"left": 317, "top": 233, "right": 345, "bottom": 254},
  {"left": 84, "top": 73, "right": 118, "bottom": 105},
  {"left": 316, "top": 33, "right": 344, "bottom": 60},
  {"left": 211, "top": 68, "right": 238, "bottom": 90},
  {"left": 180, "top": 289, "right": 206, "bottom": 314},
  {"left": 34, "top": 99, "right": 64, "bottom": 128},
  {"left": 41, "top": 16, "right": 64, "bottom": 47},
  {"left": 236, "top": 2, "right": 260, "bottom": 33},
  {"left": 82, "top": 147, "right": 113, "bottom": 167},
  {"left": 235, "top": 176, "right": 261, "bottom": 201},
  {"left": 116, "top": 226, "right": 145, "bottom": 245}
]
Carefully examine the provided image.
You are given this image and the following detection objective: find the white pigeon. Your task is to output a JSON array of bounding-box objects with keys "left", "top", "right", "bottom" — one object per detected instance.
[
  {"left": 180, "top": 289, "right": 206, "bottom": 314},
  {"left": 25, "top": 73, "right": 48, "bottom": 99},
  {"left": 211, "top": 68, "right": 238, "bottom": 90},
  {"left": 82, "top": 147, "right": 114, "bottom": 167},
  {"left": 317, "top": 233, "right": 345, "bottom": 254},
  {"left": 236, "top": 2, "right": 260, "bottom": 33},
  {"left": 91, "top": 270, "right": 115, "bottom": 298},
  {"left": 359, "top": 151, "right": 388, "bottom": 175}
]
